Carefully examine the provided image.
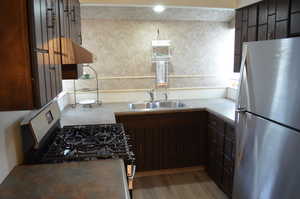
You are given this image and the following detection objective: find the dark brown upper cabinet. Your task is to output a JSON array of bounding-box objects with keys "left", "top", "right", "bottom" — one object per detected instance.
[
  {"left": 0, "top": 0, "right": 85, "bottom": 110},
  {"left": 291, "top": 0, "right": 300, "bottom": 13},
  {"left": 268, "top": 0, "right": 276, "bottom": 15},
  {"left": 290, "top": 13, "right": 300, "bottom": 36},
  {"left": 258, "top": 1, "right": 268, "bottom": 25},
  {"left": 267, "top": 14, "right": 276, "bottom": 40},
  {"left": 60, "top": 0, "right": 85, "bottom": 79},
  {"left": 276, "top": 0, "right": 290, "bottom": 21},
  {"left": 258, "top": 24, "right": 268, "bottom": 40},
  {"left": 0, "top": 0, "right": 63, "bottom": 111},
  {"left": 248, "top": 4, "right": 258, "bottom": 27},
  {"left": 234, "top": 0, "right": 299, "bottom": 72},
  {"left": 290, "top": 0, "right": 300, "bottom": 36},
  {"left": 276, "top": 20, "right": 288, "bottom": 39}
]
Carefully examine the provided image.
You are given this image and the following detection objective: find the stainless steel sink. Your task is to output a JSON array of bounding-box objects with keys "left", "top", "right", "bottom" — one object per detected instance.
[
  {"left": 128, "top": 102, "right": 158, "bottom": 110},
  {"left": 128, "top": 101, "right": 185, "bottom": 110}
]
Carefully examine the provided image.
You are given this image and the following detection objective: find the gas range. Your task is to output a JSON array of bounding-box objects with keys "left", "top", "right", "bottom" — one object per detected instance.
[
  {"left": 21, "top": 101, "right": 136, "bottom": 196},
  {"left": 41, "top": 124, "right": 134, "bottom": 165}
]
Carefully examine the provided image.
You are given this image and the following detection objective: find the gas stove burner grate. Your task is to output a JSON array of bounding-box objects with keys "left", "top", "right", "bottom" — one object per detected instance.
[{"left": 40, "top": 124, "right": 135, "bottom": 165}]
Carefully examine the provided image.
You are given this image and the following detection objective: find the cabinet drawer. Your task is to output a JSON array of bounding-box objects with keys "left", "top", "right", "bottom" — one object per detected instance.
[
  {"left": 232, "top": 141, "right": 236, "bottom": 160},
  {"left": 224, "top": 137, "right": 234, "bottom": 158},
  {"left": 216, "top": 133, "right": 225, "bottom": 152},
  {"left": 223, "top": 169, "right": 234, "bottom": 196},
  {"left": 208, "top": 126, "right": 217, "bottom": 143},
  {"left": 224, "top": 155, "right": 234, "bottom": 173},
  {"left": 208, "top": 114, "right": 225, "bottom": 133}
]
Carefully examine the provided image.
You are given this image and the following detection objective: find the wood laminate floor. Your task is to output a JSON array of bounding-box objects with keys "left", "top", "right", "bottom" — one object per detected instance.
[{"left": 133, "top": 171, "right": 228, "bottom": 199}]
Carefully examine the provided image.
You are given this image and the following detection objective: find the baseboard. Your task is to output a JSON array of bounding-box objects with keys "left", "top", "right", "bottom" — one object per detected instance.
[{"left": 135, "top": 166, "right": 206, "bottom": 178}]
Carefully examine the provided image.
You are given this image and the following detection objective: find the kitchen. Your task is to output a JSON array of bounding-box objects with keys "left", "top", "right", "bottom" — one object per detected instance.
[{"left": 0, "top": 0, "right": 300, "bottom": 199}]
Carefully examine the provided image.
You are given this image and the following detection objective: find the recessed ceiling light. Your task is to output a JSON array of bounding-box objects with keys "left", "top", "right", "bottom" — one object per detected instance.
[{"left": 153, "top": 5, "right": 166, "bottom": 13}]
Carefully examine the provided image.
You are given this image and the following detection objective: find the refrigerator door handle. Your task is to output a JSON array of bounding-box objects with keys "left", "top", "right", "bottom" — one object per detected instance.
[
  {"left": 237, "top": 44, "right": 248, "bottom": 110},
  {"left": 236, "top": 107, "right": 247, "bottom": 113}
]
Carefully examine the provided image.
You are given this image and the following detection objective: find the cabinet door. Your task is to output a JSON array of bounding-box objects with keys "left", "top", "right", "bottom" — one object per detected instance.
[
  {"left": 59, "top": 0, "right": 71, "bottom": 38},
  {"left": 47, "top": 0, "right": 63, "bottom": 97},
  {"left": 267, "top": 15, "right": 276, "bottom": 40},
  {"left": 69, "top": 0, "right": 81, "bottom": 44},
  {"left": 276, "top": 0, "right": 290, "bottom": 21},
  {"left": 236, "top": 10, "right": 242, "bottom": 29},
  {"left": 276, "top": 20, "right": 288, "bottom": 39},
  {"left": 290, "top": 13, "right": 300, "bottom": 36},
  {"left": 30, "top": 0, "right": 50, "bottom": 107},
  {"left": 248, "top": 4, "right": 258, "bottom": 27},
  {"left": 234, "top": 10, "right": 243, "bottom": 73},
  {"left": 247, "top": 26, "right": 257, "bottom": 42},
  {"left": 258, "top": 0, "right": 268, "bottom": 25},
  {"left": 258, "top": 24, "right": 268, "bottom": 40},
  {"left": 242, "top": 21, "right": 248, "bottom": 43},
  {"left": 291, "top": 0, "right": 300, "bottom": 13},
  {"left": 268, "top": 0, "right": 276, "bottom": 15}
]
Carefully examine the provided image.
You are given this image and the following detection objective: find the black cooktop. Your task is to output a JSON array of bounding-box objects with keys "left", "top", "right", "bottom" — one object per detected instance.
[{"left": 40, "top": 124, "right": 135, "bottom": 165}]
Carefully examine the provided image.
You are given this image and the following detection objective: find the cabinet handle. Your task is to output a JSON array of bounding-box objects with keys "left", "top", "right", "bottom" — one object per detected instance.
[
  {"left": 79, "top": 34, "right": 82, "bottom": 44},
  {"left": 49, "top": 66, "right": 56, "bottom": 70},
  {"left": 34, "top": 48, "right": 49, "bottom": 54},
  {"left": 71, "top": 6, "right": 76, "bottom": 22}
]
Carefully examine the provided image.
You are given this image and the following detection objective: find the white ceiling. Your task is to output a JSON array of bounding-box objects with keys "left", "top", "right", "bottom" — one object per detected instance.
[
  {"left": 80, "top": 0, "right": 236, "bottom": 9},
  {"left": 81, "top": 5, "right": 235, "bottom": 22}
]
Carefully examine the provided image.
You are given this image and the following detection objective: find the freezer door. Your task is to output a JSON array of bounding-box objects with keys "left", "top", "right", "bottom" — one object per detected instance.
[
  {"left": 237, "top": 38, "right": 300, "bottom": 130},
  {"left": 233, "top": 112, "right": 300, "bottom": 199}
]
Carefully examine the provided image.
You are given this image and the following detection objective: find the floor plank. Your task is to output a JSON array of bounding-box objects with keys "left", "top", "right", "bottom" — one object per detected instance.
[{"left": 133, "top": 171, "right": 228, "bottom": 199}]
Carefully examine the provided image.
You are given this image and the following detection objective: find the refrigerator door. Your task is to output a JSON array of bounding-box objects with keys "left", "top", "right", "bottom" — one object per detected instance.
[
  {"left": 234, "top": 112, "right": 300, "bottom": 199},
  {"left": 237, "top": 38, "right": 300, "bottom": 130}
]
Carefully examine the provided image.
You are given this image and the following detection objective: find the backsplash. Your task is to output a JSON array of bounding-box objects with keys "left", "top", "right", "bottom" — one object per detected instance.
[{"left": 63, "top": 19, "right": 235, "bottom": 102}]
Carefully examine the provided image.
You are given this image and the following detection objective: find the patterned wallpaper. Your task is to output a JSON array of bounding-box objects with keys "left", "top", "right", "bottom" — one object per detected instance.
[{"left": 63, "top": 19, "right": 235, "bottom": 91}]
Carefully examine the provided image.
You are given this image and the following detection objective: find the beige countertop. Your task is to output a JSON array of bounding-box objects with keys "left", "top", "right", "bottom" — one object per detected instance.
[
  {"left": 0, "top": 159, "right": 130, "bottom": 199},
  {"left": 61, "top": 98, "right": 236, "bottom": 126}
]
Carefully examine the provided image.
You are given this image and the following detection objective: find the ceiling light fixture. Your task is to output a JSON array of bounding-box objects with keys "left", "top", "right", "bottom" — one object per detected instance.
[{"left": 153, "top": 5, "right": 166, "bottom": 13}]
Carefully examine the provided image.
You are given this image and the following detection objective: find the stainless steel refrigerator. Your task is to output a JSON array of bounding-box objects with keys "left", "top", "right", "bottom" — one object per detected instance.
[{"left": 234, "top": 38, "right": 300, "bottom": 199}]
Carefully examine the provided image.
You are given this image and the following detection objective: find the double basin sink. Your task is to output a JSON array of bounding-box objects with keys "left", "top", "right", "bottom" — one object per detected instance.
[{"left": 129, "top": 101, "right": 185, "bottom": 110}]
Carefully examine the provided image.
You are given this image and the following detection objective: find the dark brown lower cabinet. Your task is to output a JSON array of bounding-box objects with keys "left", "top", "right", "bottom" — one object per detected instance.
[
  {"left": 207, "top": 113, "right": 236, "bottom": 198},
  {"left": 116, "top": 111, "right": 208, "bottom": 171},
  {"left": 117, "top": 110, "right": 236, "bottom": 198}
]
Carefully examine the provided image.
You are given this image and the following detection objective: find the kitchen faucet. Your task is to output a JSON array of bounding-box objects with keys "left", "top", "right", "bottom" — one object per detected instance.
[
  {"left": 163, "top": 92, "right": 168, "bottom": 101},
  {"left": 147, "top": 89, "right": 155, "bottom": 102}
]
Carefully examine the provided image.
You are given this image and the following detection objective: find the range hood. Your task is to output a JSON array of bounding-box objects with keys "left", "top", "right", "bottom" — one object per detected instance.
[{"left": 61, "top": 37, "right": 93, "bottom": 65}]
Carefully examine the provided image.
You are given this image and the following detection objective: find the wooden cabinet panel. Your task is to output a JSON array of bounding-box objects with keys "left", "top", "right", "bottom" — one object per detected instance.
[
  {"left": 291, "top": 0, "right": 300, "bottom": 13},
  {"left": 116, "top": 111, "right": 207, "bottom": 172},
  {"left": 290, "top": 13, "right": 300, "bottom": 36},
  {"left": 235, "top": 29, "right": 242, "bottom": 55},
  {"left": 207, "top": 113, "right": 236, "bottom": 199},
  {"left": 242, "top": 21, "right": 248, "bottom": 43},
  {"left": 234, "top": 54, "right": 242, "bottom": 73},
  {"left": 247, "top": 26, "right": 257, "bottom": 41},
  {"left": 234, "top": 0, "right": 298, "bottom": 72},
  {"left": 248, "top": 4, "right": 258, "bottom": 27},
  {"left": 276, "top": 20, "right": 288, "bottom": 39},
  {"left": 268, "top": 0, "right": 276, "bottom": 15},
  {"left": 258, "top": 24, "right": 268, "bottom": 40},
  {"left": 276, "top": 0, "right": 290, "bottom": 21},
  {"left": 236, "top": 10, "right": 242, "bottom": 29},
  {"left": 242, "top": 8, "right": 249, "bottom": 21},
  {"left": 267, "top": 15, "right": 276, "bottom": 40},
  {"left": 258, "top": 1, "right": 268, "bottom": 25}
]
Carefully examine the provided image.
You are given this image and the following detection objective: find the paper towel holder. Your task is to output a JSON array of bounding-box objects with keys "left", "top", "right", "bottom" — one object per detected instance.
[{"left": 152, "top": 40, "right": 171, "bottom": 88}]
